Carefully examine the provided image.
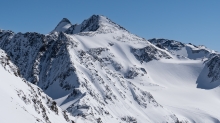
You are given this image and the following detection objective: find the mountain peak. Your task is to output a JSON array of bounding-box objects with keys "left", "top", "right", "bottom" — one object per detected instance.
[
  {"left": 52, "top": 14, "right": 127, "bottom": 34},
  {"left": 52, "top": 18, "right": 72, "bottom": 33},
  {"left": 88, "top": 14, "right": 102, "bottom": 19},
  {"left": 79, "top": 15, "right": 102, "bottom": 32},
  {"left": 60, "top": 18, "right": 71, "bottom": 23},
  {"left": 84, "top": 14, "right": 107, "bottom": 22},
  {"left": 65, "top": 15, "right": 127, "bottom": 34}
]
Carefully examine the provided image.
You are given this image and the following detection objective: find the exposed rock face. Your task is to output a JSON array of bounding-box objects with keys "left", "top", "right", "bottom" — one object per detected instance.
[
  {"left": 149, "top": 38, "right": 185, "bottom": 50},
  {"left": 125, "top": 67, "right": 147, "bottom": 79},
  {"left": 132, "top": 45, "right": 172, "bottom": 63},
  {"left": 148, "top": 38, "right": 215, "bottom": 59},
  {"left": 0, "top": 49, "right": 20, "bottom": 77},
  {"left": 0, "top": 48, "right": 75, "bottom": 123},
  {"left": 52, "top": 18, "right": 72, "bottom": 32},
  {"left": 65, "top": 15, "right": 128, "bottom": 35},
  {"left": 206, "top": 55, "right": 220, "bottom": 82},
  {"left": 196, "top": 54, "right": 220, "bottom": 90},
  {"left": 0, "top": 31, "right": 79, "bottom": 94}
]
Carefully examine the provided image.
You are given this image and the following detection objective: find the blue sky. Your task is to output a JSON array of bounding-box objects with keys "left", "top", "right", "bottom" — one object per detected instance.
[{"left": 0, "top": 0, "right": 220, "bottom": 51}]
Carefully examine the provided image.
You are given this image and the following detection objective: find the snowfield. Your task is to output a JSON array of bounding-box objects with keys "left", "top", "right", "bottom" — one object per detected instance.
[{"left": 0, "top": 15, "right": 220, "bottom": 123}]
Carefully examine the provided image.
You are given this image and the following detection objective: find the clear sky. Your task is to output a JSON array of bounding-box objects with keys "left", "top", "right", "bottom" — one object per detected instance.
[{"left": 0, "top": 0, "right": 220, "bottom": 51}]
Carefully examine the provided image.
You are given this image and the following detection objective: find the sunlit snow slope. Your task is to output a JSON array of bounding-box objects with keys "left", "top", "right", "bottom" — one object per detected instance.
[{"left": 0, "top": 15, "right": 220, "bottom": 123}]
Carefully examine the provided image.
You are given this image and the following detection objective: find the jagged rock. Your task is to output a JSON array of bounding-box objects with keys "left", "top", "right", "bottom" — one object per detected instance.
[
  {"left": 132, "top": 45, "right": 172, "bottom": 63},
  {"left": 149, "top": 38, "right": 215, "bottom": 59}
]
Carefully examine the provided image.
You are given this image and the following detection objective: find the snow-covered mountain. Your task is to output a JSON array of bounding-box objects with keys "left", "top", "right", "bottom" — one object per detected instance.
[
  {"left": 0, "top": 15, "right": 220, "bottom": 123},
  {"left": 149, "top": 38, "right": 217, "bottom": 60}
]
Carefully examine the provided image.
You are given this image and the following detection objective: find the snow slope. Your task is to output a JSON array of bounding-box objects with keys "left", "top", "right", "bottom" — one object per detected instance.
[
  {"left": 0, "top": 15, "right": 220, "bottom": 123},
  {"left": 145, "top": 60, "right": 220, "bottom": 123}
]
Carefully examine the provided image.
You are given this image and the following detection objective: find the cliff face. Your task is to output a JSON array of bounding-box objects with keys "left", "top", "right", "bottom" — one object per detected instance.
[
  {"left": 197, "top": 55, "right": 220, "bottom": 89},
  {"left": 0, "top": 48, "right": 75, "bottom": 123}
]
